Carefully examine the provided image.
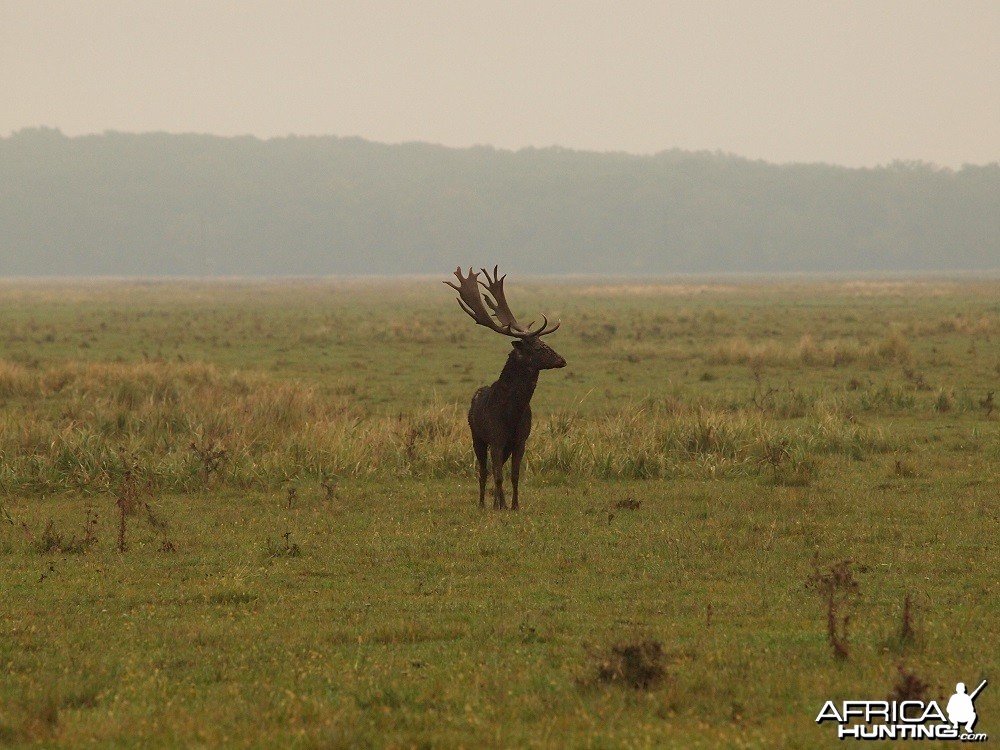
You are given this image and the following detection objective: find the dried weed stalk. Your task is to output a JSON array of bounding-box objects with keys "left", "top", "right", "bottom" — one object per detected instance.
[{"left": 805, "top": 553, "right": 866, "bottom": 660}]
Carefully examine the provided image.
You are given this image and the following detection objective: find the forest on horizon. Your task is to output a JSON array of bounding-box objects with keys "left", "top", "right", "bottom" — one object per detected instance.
[{"left": 2, "top": 128, "right": 997, "bottom": 277}]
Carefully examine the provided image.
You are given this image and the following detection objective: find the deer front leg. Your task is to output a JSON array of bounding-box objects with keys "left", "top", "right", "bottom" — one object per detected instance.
[
  {"left": 489, "top": 444, "right": 506, "bottom": 510},
  {"left": 473, "top": 438, "right": 488, "bottom": 508}
]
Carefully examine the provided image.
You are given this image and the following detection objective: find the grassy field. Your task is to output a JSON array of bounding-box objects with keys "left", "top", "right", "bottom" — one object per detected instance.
[{"left": 0, "top": 277, "right": 997, "bottom": 748}]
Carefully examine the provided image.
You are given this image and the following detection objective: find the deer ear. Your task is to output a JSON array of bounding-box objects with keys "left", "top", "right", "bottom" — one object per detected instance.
[{"left": 511, "top": 339, "right": 525, "bottom": 350}]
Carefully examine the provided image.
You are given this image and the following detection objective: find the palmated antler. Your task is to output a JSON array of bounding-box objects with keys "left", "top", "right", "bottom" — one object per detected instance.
[{"left": 445, "top": 266, "right": 560, "bottom": 338}]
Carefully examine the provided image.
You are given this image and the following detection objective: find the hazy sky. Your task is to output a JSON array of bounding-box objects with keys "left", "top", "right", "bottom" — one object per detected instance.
[{"left": 3, "top": 1, "right": 998, "bottom": 168}]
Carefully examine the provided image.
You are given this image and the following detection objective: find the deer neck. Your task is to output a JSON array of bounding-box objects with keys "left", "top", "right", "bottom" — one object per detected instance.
[{"left": 494, "top": 355, "right": 539, "bottom": 411}]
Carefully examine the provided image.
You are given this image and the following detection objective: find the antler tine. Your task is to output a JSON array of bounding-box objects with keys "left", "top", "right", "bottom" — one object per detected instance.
[
  {"left": 444, "top": 267, "right": 520, "bottom": 337},
  {"left": 482, "top": 266, "right": 562, "bottom": 336},
  {"left": 518, "top": 314, "right": 560, "bottom": 337},
  {"left": 530, "top": 314, "right": 561, "bottom": 337},
  {"left": 478, "top": 265, "right": 524, "bottom": 332}
]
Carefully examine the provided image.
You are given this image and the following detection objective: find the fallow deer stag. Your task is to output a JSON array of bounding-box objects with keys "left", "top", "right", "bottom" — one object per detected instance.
[{"left": 446, "top": 266, "right": 566, "bottom": 510}]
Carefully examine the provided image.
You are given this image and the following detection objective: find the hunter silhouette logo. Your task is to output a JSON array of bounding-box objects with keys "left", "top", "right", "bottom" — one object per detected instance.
[
  {"left": 947, "top": 681, "right": 986, "bottom": 733},
  {"left": 816, "top": 678, "right": 988, "bottom": 741}
]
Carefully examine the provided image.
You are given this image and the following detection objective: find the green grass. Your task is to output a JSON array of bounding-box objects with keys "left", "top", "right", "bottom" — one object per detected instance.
[{"left": 0, "top": 277, "right": 998, "bottom": 747}]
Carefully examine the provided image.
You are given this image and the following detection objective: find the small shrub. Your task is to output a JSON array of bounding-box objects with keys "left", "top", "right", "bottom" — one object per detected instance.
[
  {"left": 190, "top": 437, "right": 227, "bottom": 485},
  {"left": 589, "top": 640, "right": 667, "bottom": 690},
  {"left": 614, "top": 497, "right": 641, "bottom": 510},
  {"left": 34, "top": 510, "right": 97, "bottom": 555},
  {"left": 36, "top": 520, "right": 65, "bottom": 554},
  {"left": 266, "top": 531, "right": 301, "bottom": 558},
  {"left": 887, "top": 663, "right": 929, "bottom": 702}
]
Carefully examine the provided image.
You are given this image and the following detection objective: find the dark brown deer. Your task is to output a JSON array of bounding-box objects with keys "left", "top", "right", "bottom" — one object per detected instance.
[{"left": 446, "top": 266, "right": 566, "bottom": 510}]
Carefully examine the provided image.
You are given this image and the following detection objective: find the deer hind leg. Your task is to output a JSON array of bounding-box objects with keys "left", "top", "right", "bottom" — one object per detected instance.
[
  {"left": 510, "top": 444, "right": 524, "bottom": 511},
  {"left": 489, "top": 443, "right": 506, "bottom": 510},
  {"left": 473, "top": 438, "right": 488, "bottom": 508}
]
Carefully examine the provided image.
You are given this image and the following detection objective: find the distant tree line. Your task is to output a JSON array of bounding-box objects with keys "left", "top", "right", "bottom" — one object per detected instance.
[{"left": 1, "top": 128, "right": 997, "bottom": 276}]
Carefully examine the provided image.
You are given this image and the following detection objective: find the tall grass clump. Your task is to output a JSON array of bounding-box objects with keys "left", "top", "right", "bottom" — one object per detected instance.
[
  {"left": 0, "top": 360, "right": 37, "bottom": 398},
  {"left": 707, "top": 329, "right": 911, "bottom": 368},
  {"left": 805, "top": 406, "right": 892, "bottom": 458},
  {"left": 531, "top": 403, "right": 892, "bottom": 481},
  {"left": 0, "top": 359, "right": 896, "bottom": 492}
]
